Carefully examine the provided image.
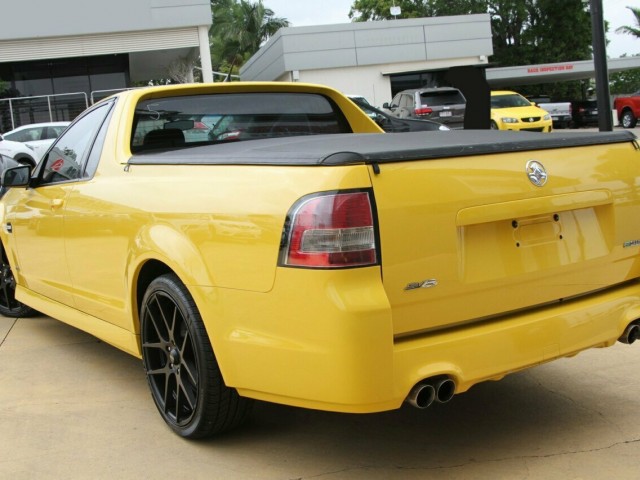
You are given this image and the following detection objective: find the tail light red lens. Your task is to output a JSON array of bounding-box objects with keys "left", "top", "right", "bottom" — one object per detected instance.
[
  {"left": 414, "top": 107, "right": 433, "bottom": 116},
  {"left": 280, "top": 190, "right": 378, "bottom": 268}
]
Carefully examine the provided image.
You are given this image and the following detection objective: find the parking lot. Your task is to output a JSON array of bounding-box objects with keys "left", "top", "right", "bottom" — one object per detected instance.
[
  {"left": 2, "top": 312, "right": 640, "bottom": 479},
  {"left": 1, "top": 122, "right": 639, "bottom": 479}
]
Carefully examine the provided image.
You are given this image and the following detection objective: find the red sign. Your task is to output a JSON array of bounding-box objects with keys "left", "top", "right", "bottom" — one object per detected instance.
[
  {"left": 527, "top": 64, "right": 575, "bottom": 74},
  {"left": 51, "top": 159, "right": 64, "bottom": 171}
]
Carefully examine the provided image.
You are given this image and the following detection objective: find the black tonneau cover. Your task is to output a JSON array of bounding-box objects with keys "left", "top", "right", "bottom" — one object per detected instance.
[{"left": 128, "top": 130, "right": 637, "bottom": 167}]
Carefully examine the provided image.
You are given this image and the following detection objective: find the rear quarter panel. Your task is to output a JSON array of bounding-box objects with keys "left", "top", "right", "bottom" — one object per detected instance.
[{"left": 63, "top": 162, "right": 374, "bottom": 330}]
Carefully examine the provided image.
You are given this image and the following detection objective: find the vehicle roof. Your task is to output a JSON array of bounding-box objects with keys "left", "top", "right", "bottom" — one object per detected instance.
[
  {"left": 110, "top": 82, "right": 350, "bottom": 102},
  {"left": 397, "top": 87, "right": 462, "bottom": 94},
  {"left": 4, "top": 121, "right": 70, "bottom": 134},
  {"left": 491, "top": 90, "right": 521, "bottom": 96}
]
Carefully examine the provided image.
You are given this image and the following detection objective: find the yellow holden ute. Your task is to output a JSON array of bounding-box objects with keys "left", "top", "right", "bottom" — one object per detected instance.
[
  {"left": 0, "top": 82, "right": 639, "bottom": 439},
  {"left": 490, "top": 90, "right": 553, "bottom": 132}
]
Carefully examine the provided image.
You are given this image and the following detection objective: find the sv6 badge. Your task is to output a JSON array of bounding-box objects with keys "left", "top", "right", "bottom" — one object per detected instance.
[{"left": 404, "top": 279, "right": 438, "bottom": 291}]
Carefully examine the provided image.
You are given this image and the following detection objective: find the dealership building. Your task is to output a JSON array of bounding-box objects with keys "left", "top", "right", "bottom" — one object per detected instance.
[
  {"left": 239, "top": 14, "right": 493, "bottom": 107},
  {"left": 0, "top": 0, "right": 213, "bottom": 131},
  {"left": 1, "top": 2, "right": 638, "bottom": 131}
]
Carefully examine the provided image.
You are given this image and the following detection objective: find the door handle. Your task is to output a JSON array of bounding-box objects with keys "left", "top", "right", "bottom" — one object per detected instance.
[{"left": 51, "top": 198, "right": 64, "bottom": 210}]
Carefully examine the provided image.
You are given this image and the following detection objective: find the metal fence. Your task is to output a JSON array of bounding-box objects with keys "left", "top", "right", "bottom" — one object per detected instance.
[
  {"left": 0, "top": 92, "right": 89, "bottom": 133},
  {"left": 0, "top": 88, "right": 144, "bottom": 133}
]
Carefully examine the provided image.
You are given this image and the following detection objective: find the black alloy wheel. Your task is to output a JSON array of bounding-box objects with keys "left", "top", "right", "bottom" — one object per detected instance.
[
  {"left": 0, "top": 246, "right": 36, "bottom": 318},
  {"left": 140, "top": 273, "right": 252, "bottom": 438}
]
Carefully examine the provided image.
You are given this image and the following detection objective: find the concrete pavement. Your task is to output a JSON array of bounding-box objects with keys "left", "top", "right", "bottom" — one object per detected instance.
[
  {"left": 1, "top": 125, "right": 639, "bottom": 479},
  {"left": 2, "top": 313, "right": 640, "bottom": 479}
]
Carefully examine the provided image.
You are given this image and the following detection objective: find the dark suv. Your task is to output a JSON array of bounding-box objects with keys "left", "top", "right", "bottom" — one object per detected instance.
[
  {"left": 571, "top": 100, "right": 599, "bottom": 127},
  {"left": 383, "top": 87, "right": 466, "bottom": 129}
]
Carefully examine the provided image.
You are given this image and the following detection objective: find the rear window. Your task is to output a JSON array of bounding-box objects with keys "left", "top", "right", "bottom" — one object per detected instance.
[
  {"left": 418, "top": 90, "right": 466, "bottom": 107},
  {"left": 131, "top": 92, "right": 352, "bottom": 152}
]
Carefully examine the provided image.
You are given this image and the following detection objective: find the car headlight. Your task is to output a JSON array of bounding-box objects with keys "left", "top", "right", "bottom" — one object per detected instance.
[
  {"left": 438, "top": 125, "right": 451, "bottom": 131},
  {"left": 543, "top": 114, "right": 551, "bottom": 121},
  {"left": 501, "top": 117, "right": 518, "bottom": 124}
]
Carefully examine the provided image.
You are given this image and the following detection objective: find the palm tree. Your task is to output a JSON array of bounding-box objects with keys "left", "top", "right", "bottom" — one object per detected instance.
[
  {"left": 615, "top": 6, "right": 640, "bottom": 38},
  {"left": 210, "top": 0, "right": 289, "bottom": 78}
]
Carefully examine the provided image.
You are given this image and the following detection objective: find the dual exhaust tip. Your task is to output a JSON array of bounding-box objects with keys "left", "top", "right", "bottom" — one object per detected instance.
[{"left": 405, "top": 377, "right": 455, "bottom": 409}]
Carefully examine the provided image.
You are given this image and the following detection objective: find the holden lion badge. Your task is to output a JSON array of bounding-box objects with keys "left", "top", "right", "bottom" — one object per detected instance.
[{"left": 526, "top": 160, "right": 548, "bottom": 187}]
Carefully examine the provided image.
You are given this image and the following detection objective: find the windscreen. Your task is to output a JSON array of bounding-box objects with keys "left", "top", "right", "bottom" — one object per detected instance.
[{"left": 491, "top": 94, "right": 532, "bottom": 109}]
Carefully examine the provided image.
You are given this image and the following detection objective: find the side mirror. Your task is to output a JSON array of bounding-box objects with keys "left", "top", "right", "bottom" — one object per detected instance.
[
  {"left": 383, "top": 102, "right": 390, "bottom": 109},
  {"left": 1, "top": 165, "right": 31, "bottom": 188}
]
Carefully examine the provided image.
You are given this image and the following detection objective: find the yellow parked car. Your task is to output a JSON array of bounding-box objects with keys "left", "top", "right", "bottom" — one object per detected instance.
[
  {"left": 490, "top": 90, "right": 553, "bottom": 132},
  {"left": 0, "top": 82, "right": 639, "bottom": 439}
]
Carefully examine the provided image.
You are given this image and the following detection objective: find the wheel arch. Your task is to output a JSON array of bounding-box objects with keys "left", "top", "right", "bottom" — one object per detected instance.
[
  {"left": 131, "top": 257, "right": 215, "bottom": 339},
  {"left": 12, "top": 154, "right": 36, "bottom": 168},
  {"left": 619, "top": 106, "right": 633, "bottom": 118},
  {"left": 129, "top": 223, "right": 219, "bottom": 328},
  {"left": 135, "top": 259, "right": 173, "bottom": 324}
]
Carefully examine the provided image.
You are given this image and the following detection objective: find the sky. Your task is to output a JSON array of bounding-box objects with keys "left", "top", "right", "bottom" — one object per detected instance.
[{"left": 263, "top": 0, "right": 640, "bottom": 59}]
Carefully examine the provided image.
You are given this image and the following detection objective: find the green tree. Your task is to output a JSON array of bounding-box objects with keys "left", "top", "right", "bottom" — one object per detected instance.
[
  {"left": 615, "top": 6, "right": 640, "bottom": 39},
  {"left": 210, "top": 0, "right": 289, "bottom": 78},
  {"left": 490, "top": 0, "right": 591, "bottom": 100},
  {"left": 348, "top": 0, "right": 593, "bottom": 99},
  {"left": 609, "top": 55, "right": 640, "bottom": 94},
  {"left": 349, "top": 0, "right": 485, "bottom": 20}
]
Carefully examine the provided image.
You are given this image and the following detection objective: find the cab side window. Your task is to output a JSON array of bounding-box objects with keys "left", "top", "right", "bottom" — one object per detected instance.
[
  {"left": 400, "top": 94, "right": 413, "bottom": 109},
  {"left": 40, "top": 102, "right": 112, "bottom": 185}
]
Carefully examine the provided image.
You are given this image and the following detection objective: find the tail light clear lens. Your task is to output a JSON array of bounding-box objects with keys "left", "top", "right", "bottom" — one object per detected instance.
[{"left": 280, "top": 190, "right": 379, "bottom": 268}]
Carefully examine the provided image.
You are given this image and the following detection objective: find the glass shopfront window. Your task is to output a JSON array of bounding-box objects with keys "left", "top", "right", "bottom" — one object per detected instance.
[{"left": 0, "top": 54, "right": 129, "bottom": 131}]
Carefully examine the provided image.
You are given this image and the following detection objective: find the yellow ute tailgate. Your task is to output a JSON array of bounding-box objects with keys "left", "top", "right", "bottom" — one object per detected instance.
[{"left": 370, "top": 141, "right": 640, "bottom": 337}]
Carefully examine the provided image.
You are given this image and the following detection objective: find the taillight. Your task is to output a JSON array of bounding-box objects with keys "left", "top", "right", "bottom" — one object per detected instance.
[
  {"left": 280, "top": 190, "right": 378, "bottom": 268},
  {"left": 193, "top": 121, "right": 209, "bottom": 130},
  {"left": 414, "top": 107, "right": 433, "bottom": 116}
]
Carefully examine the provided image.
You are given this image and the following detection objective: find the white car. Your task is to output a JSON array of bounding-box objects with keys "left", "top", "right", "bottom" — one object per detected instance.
[
  {"left": 0, "top": 136, "right": 40, "bottom": 168},
  {"left": 0, "top": 121, "right": 70, "bottom": 166}
]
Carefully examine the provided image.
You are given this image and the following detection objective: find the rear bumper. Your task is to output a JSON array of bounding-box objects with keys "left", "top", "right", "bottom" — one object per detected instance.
[
  {"left": 551, "top": 115, "right": 572, "bottom": 127},
  {"left": 394, "top": 281, "right": 640, "bottom": 397},
  {"left": 194, "top": 269, "right": 640, "bottom": 413}
]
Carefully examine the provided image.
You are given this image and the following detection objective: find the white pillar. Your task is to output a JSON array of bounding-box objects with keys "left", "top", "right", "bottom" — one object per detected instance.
[{"left": 198, "top": 25, "right": 213, "bottom": 83}]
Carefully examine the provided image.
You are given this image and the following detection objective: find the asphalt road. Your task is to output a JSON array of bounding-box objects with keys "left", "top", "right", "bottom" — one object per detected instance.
[{"left": 2, "top": 313, "right": 640, "bottom": 479}]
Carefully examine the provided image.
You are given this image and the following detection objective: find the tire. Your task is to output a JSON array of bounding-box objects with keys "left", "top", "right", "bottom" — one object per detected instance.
[
  {"left": 621, "top": 110, "right": 637, "bottom": 129},
  {"left": 140, "top": 273, "right": 252, "bottom": 438},
  {"left": 490, "top": 121, "right": 499, "bottom": 130},
  {"left": 0, "top": 246, "right": 37, "bottom": 317}
]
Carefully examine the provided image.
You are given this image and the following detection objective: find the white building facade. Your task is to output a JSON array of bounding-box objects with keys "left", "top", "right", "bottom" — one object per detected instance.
[
  {"left": 240, "top": 15, "right": 493, "bottom": 106},
  {"left": 0, "top": 0, "right": 212, "bottom": 130}
]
